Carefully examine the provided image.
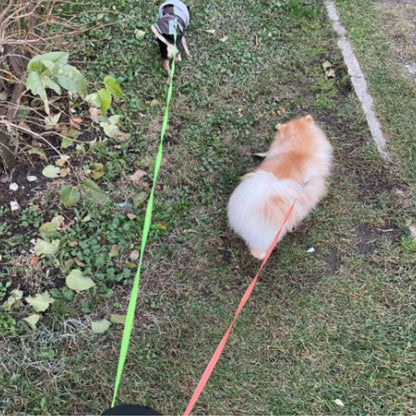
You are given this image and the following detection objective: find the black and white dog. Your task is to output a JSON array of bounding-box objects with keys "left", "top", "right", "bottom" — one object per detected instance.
[{"left": 151, "top": 0, "right": 191, "bottom": 83}]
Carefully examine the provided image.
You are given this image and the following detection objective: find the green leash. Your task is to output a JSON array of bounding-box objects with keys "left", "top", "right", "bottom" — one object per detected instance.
[{"left": 111, "top": 26, "right": 178, "bottom": 408}]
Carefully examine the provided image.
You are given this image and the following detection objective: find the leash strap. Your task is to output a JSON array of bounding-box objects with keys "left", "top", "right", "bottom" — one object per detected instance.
[
  {"left": 184, "top": 200, "right": 297, "bottom": 416},
  {"left": 111, "top": 26, "right": 178, "bottom": 408}
]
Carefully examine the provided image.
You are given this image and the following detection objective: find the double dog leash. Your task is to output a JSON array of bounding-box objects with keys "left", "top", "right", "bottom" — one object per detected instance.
[{"left": 110, "top": 22, "right": 297, "bottom": 413}]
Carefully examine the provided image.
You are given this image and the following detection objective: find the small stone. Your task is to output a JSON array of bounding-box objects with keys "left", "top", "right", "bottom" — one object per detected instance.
[
  {"left": 10, "top": 200, "right": 20, "bottom": 211},
  {"left": 307, "top": 247, "right": 315, "bottom": 253},
  {"left": 9, "top": 183, "right": 19, "bottom": 191},
  {"left": 27, "top": 175, "right": 38, "bottom": 182}
]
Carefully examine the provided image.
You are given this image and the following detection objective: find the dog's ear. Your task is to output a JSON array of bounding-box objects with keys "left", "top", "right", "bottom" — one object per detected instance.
[{"left": 305, "top": 114, "right": 314, "bottom": 123}]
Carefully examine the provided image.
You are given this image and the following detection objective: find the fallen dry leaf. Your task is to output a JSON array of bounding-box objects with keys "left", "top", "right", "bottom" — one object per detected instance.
[
  {"left": 60, "top": 168, "right": 70, "bottom": 177},
  {"left": 30, "top": 256, "right": 40, "bottom": 266},
  {"left": 55, "top": 155, "right": 70, "bottom": 167},
  {"left": 74, "top": 258, "right": 86, "bottom": 267},
  {"left": 129, "top": 169, "right": 147, "bottom": 183},
  {"left": 89, "top": 107, "right": 101, "bottom": 122},
  {"left": 322, "top": 60, "right": 336, "bottom": 79},
  {"left": 70, "top": 119, "right": 81, "bottom": 130}
]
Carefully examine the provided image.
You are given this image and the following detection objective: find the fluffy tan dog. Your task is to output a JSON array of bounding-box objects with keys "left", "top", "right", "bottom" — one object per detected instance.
[{"left": 227, "top": 115, "right": 333, "bottom": 259}]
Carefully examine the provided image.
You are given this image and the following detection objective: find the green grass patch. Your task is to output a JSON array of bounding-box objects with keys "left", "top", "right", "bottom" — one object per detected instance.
[{"left": 334, "top": 0, "right": 416, "bottom": 204}]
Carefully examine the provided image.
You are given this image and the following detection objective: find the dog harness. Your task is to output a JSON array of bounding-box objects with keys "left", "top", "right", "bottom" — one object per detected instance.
[{"left": 155, "top": 0, "right": 190, "bottom": 37}]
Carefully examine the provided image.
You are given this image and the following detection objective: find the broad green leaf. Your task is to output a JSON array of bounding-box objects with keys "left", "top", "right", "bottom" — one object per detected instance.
[
  {"left": 2, "top": 289, "right": 24, "bottom": 310},
  {"left": 39, "top": 222, "right": 58, "bottom": 238},
  {"left": 134, "top": 29, "right": 146, "bottom": 40},
  {"left": 150, "top": 98, "right": 165, "bottom": 107},
  {"left": 55, "top": 64, "right": 88, "bottom": 97},
  {"left": 26, "top": 71, "right": 49, "bottom": 114},
  {"left": 76, "top": 144, "right": 86, "bottom": 152},
  {"left": 99, "top": 115, "right": 123, "bottom": 138},
  {"left": 23, "top": 314, "right": 41, "bottom": 330},
  {"left": 110, "top": 314, "right": 126, "bottom": 324},
  {"left": 109, "top": 244, "right": 121, "bottom": 258},
  {"left": 42, "top": 165, "right": 61, "bottom": 178},
  {"left": 27, "top": 59, "right": 46, "bottom": 74},
  {"left": 44, "top": 78, "right": 62, "bottom": 95},
  {"left": 61, "top": 137, "right": 74, "bottom": 149},
  {"left": 44, "top": 112, "right": 61, "bottom": 126},
  {"left": 82, "top": 179, "right": 107, "bottom": 204},
  {"left": 101, "top": 122, "right": 122, "bottom": 138},
  {"left": 34, "top": 238, "right": 60, "bottom": 256},
  {"left": 25, "top": 292, "right": 55, "bottom": 312},
  {"left": 91, "top": 163, "right": 105, "bottom": 179},
  {"left": 65, "top": 269, "right": 95, "bottom": 291},
  {"left": 85, "top": 92, "right": 101, "bottom": 107},
  {"left": 97, "top": 88, "right": 112, "bottom": 116},
  {"left": 108, "top": 115, "right": 122, "bottom": 124},
  {"left": 136, "top": 99, "right": 147, "bottom": 111},
  {"left": 51, "top": 215, "right": 65, "bottom": 228},
  {"left": 60, "top": 185, "right": 80, "bottom": 207},
  {"left": 104, "top": 75, "right": 123, "bottom": 98},
  {"left": 28, "top": 52, "right": 68, "bottom": 72},
  {"left": 67, "top": 129, "right": 81, "bottom": 140},
  {"left": 133, "top": 191, "right": 147, "bottom": 208},
  {"left": 82, "top": 178, "right": 103, "bottom": 193},
  {"left": 60, "top": 130, "right": 77, "bottom": 148},
  {"left": 28, "top": 147, "right": 47, "bottom": 160},
  {"left": 26, "top": 71, "right": 46, "bottom": 97},
  {"left": 12, "top": 289, "right": 24, "bottom": 300},
  {"left": 129, "top": 250, "right": 140, "bottom": 261},
  {"left": 91, "top": 319, "right": 111, "bottom": 334}
]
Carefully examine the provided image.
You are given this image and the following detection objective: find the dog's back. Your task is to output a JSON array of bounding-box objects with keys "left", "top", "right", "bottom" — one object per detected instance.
[{"left": 227, "top": 115, "right": 333, "bottom": 259}]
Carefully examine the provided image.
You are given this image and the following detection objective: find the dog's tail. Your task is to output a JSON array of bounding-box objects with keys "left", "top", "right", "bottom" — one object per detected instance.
[{"left": 227, "top": 171, "right": 302, "bottom": 252}]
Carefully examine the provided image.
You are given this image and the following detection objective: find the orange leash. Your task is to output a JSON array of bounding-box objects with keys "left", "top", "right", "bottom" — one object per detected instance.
[{"left": 184, "top": 200, "right": 297, "bottom": 415}]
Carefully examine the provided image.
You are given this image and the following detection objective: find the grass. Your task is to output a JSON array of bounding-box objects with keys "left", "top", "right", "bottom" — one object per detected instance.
[
  {"left": 1, "top": 0, "right": 416, "bottom": 414},
  {"left": 334, "top": 0, "right": 416, "bottom": 203}
]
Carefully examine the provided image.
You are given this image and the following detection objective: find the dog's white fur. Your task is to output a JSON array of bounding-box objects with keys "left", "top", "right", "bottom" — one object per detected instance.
[{"left": 227, "top": 115, "right": 333, "bottom": 259}]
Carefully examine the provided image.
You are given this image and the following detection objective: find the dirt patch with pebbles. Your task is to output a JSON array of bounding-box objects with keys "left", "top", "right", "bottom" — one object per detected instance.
[{"left": 1, "top": 163, "right": 49, "bottom": 212}]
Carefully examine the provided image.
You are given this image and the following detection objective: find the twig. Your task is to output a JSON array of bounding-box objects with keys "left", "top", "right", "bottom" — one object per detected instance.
[{"left": 0, "top": 119, "right": 62, "bottom": 156}]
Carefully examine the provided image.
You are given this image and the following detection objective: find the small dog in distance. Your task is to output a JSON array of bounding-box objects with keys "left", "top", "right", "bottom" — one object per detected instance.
[{"left": 151, "top": 0, "right": 191, "bottom": 83}]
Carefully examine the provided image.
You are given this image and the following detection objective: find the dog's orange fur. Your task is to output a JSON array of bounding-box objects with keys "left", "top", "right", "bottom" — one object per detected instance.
[{"left": 227, "top": 115, "right": 333, "bottom": 259}]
